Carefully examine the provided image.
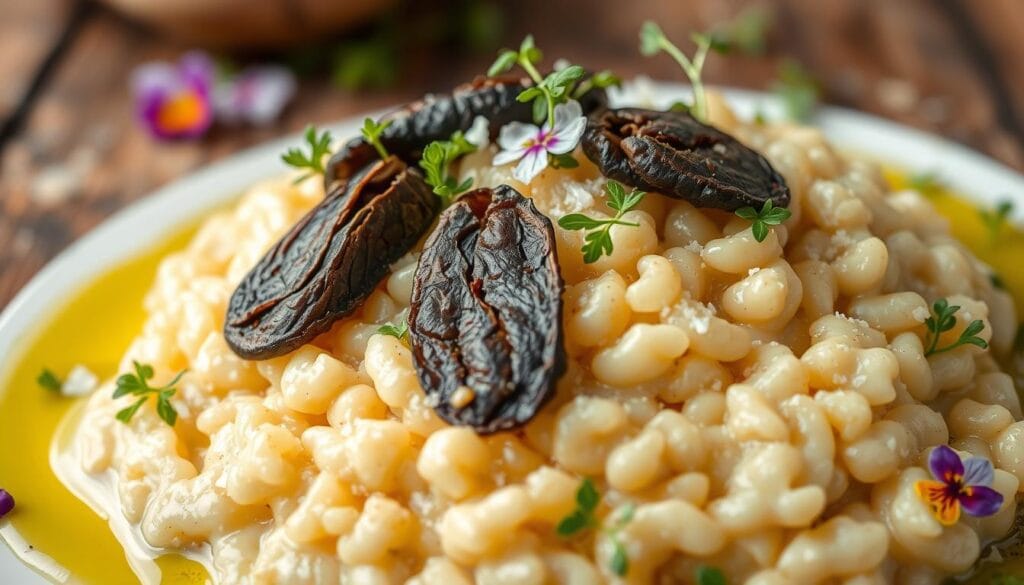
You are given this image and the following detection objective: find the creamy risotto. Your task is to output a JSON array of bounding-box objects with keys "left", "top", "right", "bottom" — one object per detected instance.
[{"left": 71, "top": 92, "right": 1023, "bottom": 584}]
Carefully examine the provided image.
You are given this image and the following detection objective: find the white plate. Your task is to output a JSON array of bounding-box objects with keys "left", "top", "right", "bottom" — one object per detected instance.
[{"left": 2, "top": 82, "right": 1023, "bottom": 583}]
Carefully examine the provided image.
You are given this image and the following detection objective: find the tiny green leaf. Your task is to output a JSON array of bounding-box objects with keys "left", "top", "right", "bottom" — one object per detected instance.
[
  {"left": 908, "top": 171, "right": 944, "bottom": 197},
  {"left": 639, "top": 21, "right": 665, "bottom": 56},
  {"left": 735, "top": 199, "right": 792, "bottom": 242},
  {"left": 377, "top": 320, "right": 409, "bottom": 342},
  {"left": 549, "top": 152, "right": 579, "bottom": 169},
  {"left": 282, "top": 126, "right": 333, "bottom": 183},
  {"left": 924, "top": 298, "right": 989, "bottom": 356},
  {"left": 112, "top": 362, "right": 185, "bottom": 426},
  {"left": 610, "top": 541, "right": 629, "bottom": 576},
  {"left": 559, "top": 182, "right": 646, "bottom": 263},
  {"left": 576, "top": 478, "right": 600, "bottom": 511},
  {"left": 361, "top": 118, "right": 393, "bottom": 160},
  {"left": 556, "top": 510, "right": 591, "bottom": 536},
  {"left": 116, "top": 397, "right": 147, "bottom": 424},
  {"left": 558, "top": 214, "right": 606, "bottom": 230},
  {"left": 37, "top": 369, "right": 62, "bottom": 393},
  {"left": 489, "top": 49, "right": 519, "bottom": 76},
  {"left": 695, "top": 565, "right": 728, "bottom": 585}
]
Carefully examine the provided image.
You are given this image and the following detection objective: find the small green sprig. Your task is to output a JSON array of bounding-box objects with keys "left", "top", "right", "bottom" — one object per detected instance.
[
  {"left": 907, "top": 171, "right": 944, "bottom": 197},
  {"left": 771, "top": 59, "right": 819, "bottom": 122},
  {"left": 361, "top": 117, "right": 393, "bottom": 160},
  {"left": 640, "top": 22, "right": 725, "bottom": 122},
  {"left": 377, "top": 320, "right": 409, "bottom": 343},
  {"left": 489, "top": 36, "right": 616, "bottom": 127},
  {"left": 735, "top": 199, "right": 792, "bottom": 242},
  {"left": 558, "top": 181, "right": 646, "bottom": 263},
  {"left": 419, "top": 131, "right": 477, "bottom": 205},
  {"left": 979, "top": 199, "right": 1015, "bottom": 243},
  {"left": 113, "top": 361, "right": 185, "bottom": 427},
  {"left": 555, "top": 478, "right": 634, "bottom": 577},
  {"left": 37, "top": 368, "right": 62, "bottom": 393},
  {"left": 710, "top": 6, "right": 773, "bottom": 56},
  {"left": 924, "top": 298, "right": 988, "bottom": 356},
  {"left": 695, "top": 566, "right": 728, "bottom": 585},
  {"left": 281, "top": 126, "right": 333, "bottom": 183}
]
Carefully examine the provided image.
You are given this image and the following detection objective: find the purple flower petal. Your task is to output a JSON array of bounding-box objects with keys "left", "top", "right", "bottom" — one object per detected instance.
[
  {"left": 959, "top": 485, "right": 1004, "bottom": 518},
  {"left": 0, "top": 488, "right": 14, "bottom": 518},
  {"left": 131, "top": 63, "right": 180, "bottom": 97},
  {"left": 962, "top": 456, "right": 995, "bottom": 488},
  {"left": 214, "top": 66, "right": 296, "bottom": 126},
  {"left": 928, "top": 445, "right": 964, "bottom": 484},
  {"left": 178, "top": 51, "right": 215, "bottom": 94}
]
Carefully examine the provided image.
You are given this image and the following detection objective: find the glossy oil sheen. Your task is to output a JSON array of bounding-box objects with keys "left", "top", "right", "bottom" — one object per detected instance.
[{"left": 0, "top": 173, "right": 1021, "bottom": 583}]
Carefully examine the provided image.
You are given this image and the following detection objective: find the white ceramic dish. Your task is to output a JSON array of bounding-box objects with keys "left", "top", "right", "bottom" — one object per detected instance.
[{"left": 2, "top": 82, "right": 1023, "bottom": 584}]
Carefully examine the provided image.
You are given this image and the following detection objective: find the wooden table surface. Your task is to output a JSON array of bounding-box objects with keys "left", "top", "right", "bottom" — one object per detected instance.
[{"left": 2, "top": 0, "right": 1023, "bottom": 309}]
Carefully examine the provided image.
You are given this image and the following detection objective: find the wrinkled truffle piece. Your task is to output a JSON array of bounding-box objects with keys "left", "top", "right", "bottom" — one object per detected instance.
[
  {"left": 581, "top": 107, "right": 790, "bottom": 211},
  {"left": 409, "top": 185, "right": 566, "bottom": 433},
  {"left": 225, "top": 157, "right": 439, "bottom": 359}
]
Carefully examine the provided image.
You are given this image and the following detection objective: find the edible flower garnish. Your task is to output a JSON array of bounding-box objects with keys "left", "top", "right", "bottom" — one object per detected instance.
[
  {"left": 696, "top": 566, "right": 728, "bottom": 585},
  {"left": 771, "top": 59, "right": 819, "bottom": 122},
  {"left": 735, "top": 199, "right": 791, "bottom": 242},
  {"left": 112, "top": 361, "right": 185, "bottom": 427},
  {"left": 923, "top": 298, "right": 988, "bottom": 356},
  {"left": 978, "top": 199, "right": 1015, "bottom": 244},
  {"left": 914, "top": 444, "right": 1003, "bottom": 526},
  {"left": 377, "top": 319, "right": 409, "bottom": 344},
  {"left": 281, "top": 126, "right": 333, "bottom": 183},
  {"left": 131, "top": 52, "right": 215, "bottom": 140},
  {"left": 37, "top": 368, "right": 62, "bottom": 393},
  {"left": 493, "top": 99, "right": 587, "bottom": 184},
  {"left": 558, "top": 180, "right": 646, "bottom": 263},
  {"left": 420, "top": 129, "right": 480, "bottom": 205},
  {"left": 361, "top": 118, "right": 393, "bottom": 160},
  {"left": 640, "top": 21, "right": 723, "bottom": 122},
  {"left": 0, "top": 488, "right": 13, "bottom": 519},
  {"left": 213, "top": 65, "right": 297, "bottom": 126},
  {"left": 555, "top": 478, "right": 634, "bottom": 576}
]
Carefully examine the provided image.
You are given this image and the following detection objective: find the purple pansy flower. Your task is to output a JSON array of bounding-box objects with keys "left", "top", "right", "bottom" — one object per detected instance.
[
  {"left": 914, "top": 444, "right": 1003, "bottom": 526},
  {"left": 493, "top": 100, "right": 587, "bottom": 184},
  {"left": 131, "top": 51, "right": 215, "bottom": 140},
  {"left": 213, "top": 65, "right": 297, "bottom": 126},
  {"left": 0, "top": 488, "right": 14, "bottom": 519}
]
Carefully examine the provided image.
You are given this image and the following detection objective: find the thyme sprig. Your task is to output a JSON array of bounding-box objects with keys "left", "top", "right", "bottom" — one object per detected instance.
[
  {"left": 640, "top": 22, "right": 724, "bottom": 122},
  {"left": 281, "top": 125, "right": 333, "bottom": 183},
  {"left": 558, "top": 180, "right": 646, "bottom": 263},
  {"left": 377, "top": 319, "right": 409, "bottom": 343},
  {"left": 555, "top": 478, "right": 635, "bottom": 577},
  {"left": 419, "top": 131, "right": 477, "bottom": 205},
  {"left": 924, "top": 298, "right": 988, "bottom": 356},
  {"left": 112, "top": 361, "right": 185, "bottom": 427},
  {"left": 37, "top": 368, "right": 62, "bottom": 393},
  {"left": 361, "top": 117, "right": 393, "bottom": 159},
  {"left": 735, "top": 199, "right": 791, "bottom": 242},
  {"left": 978, "top": 199, "right": 1015, "bottom": 244}
]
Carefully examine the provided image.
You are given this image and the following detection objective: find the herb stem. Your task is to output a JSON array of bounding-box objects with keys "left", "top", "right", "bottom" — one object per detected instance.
[
  {"left": 370, "top": 139, "right": 388, "bottom": 160},
  {"left": 518, "top": 57, "right": 555, "bottom": 128},
  {"left": 658, "top": 37, "right": 708, "bottom": 121}
]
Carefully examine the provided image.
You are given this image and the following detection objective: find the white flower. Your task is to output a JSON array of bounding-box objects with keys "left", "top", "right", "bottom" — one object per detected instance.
[
  {"left": 493, "top": 100, "right": 587, "bottom": 184},
  {"left": 464, "top": 115, "right": 490, "bottom": 148}
]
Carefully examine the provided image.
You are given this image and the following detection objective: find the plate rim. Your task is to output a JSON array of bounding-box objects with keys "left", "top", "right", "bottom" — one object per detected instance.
[{"left": 2, "top": 81, "right": 1023, "bottom": 583}]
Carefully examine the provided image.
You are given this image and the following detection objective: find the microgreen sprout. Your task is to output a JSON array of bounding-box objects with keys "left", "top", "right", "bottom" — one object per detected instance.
[
  {"left": 557, "top": 180, "right": 646, "bottom": 263},
  {"left": 907, "top": 171, "right": 944, "bottom": 197},
  {"left": 419, "top": 131, "right": 477, "bottom": 205},
  {"left": 554, "top": 478, "right": 634, "bottom": 577},
  {"left": 924, "top": 298, "right": 988, "bottom": 356},
  {"left": 377, "top": 319, "right": 409, "bottom": 343},
  {"left": 771, "top": 59, "right": 819, "bottom": 122},
  {"left": 37, "top": 368, "right": 62, "bottom": 393},
  {"left": 640, "top": 21, "right": 725, "bottom": 122},
  {"left": 695, "top": 565, "right": 728, "bottom": 585},
  {"left": 281, "top": 125, "right": 333, "bottom": 183},
  {"left": 112, "top": 361, "right": 185, "bottom": 427},
  {"left": 735, "top": 199, "right": 791, "bottom": 242},
  {"left": 978, "top": 199, "right": 1015, "bottom": 243},
  {"left": 361, "top": 117, "right": 393, "bottom": 160}
]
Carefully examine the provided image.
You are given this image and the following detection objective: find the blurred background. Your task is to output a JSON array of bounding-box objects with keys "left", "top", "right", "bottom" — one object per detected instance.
[{"left": 1, "top": 0, "right": 1022, "bottom": 309}]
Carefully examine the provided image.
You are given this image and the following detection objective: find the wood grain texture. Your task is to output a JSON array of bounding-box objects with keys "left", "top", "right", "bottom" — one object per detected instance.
[{"left": 0, "top": 0, "right": 1022, "bottom": 309}]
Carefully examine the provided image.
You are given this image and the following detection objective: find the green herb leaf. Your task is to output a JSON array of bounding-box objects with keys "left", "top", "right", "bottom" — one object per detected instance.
[
  {"left": 556, "top": 478, "right": 602, "bottom": 537},
  {"left": 573, "top": 70, "right": 622, "bottom": 100},
  {"left": 695, "top": 565, "right": 728, "bottom": 585},
  {"left": 771, "top": 59, "right": 819, "bottom": 122},
  {"left": 924, "top": 298, "right": 989, "bottom": 356},
  {"left": 549, "top": 152, "right": 579, "bottom": 169},
  {"left": 419, "top": 131, "right": 478, "bottom": 205},
  {"left": 112, "top": 361, "right": 185, "bottom": 426},
  {"left": 489, "top": 49, "right": 519, "bottom": 76},
  {"left": 979, "top": 199, "right": 1015, "bottom": 243},
  {"left": 281, "top": 126, "right": 334, "bottom": 183},
  {"left": 361, "top": 118, "right": 393, "bottom": 160},
  {"left": 37, "top": 368, "right": 62, "bottom": 393},
  {"left": 990, "top": 272, "right": 1006, "bottom": 290},
  {"left": 576, "top": 478, "right": 600, "bottom": 511},
  {"left": 377, "top": 320, "right": 409, "bottom": 343},
  {"left": 557, "top": 181, "right": 645, "bottom": 263},
  {"left": 609, "top": 541, "right": 629, "bottom": 576},
  {"left": 907, "top": 171, "right": 944, "bottom": 197},
  {"left": 638, "top": 21, "right": 716, "bottom": 122},
  {"left": 734, "top": 199, "right": 792, "bottom": 242},
  {"left": 555, "top": 510, "right": 590, "bottom": 536}
]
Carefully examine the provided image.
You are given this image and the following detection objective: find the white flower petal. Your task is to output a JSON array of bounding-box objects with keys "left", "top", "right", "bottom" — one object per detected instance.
[
  {"left": 493, "top": 147, "right": 526, "bottom": 166},
  {"left": 551, "top": 100, "right": 583, "bottom": 132},
  {"left": 513, "top": 149, "right": 548, "bottom": 184},
  {"left": 464, "top": 115, "right": 490, "bottom": 148},
  {"left": 547, "top": 115, "right": 587, "bottom": 155},
  {"left": 497, "top": 121, "right": 540, "bottom": 150}
]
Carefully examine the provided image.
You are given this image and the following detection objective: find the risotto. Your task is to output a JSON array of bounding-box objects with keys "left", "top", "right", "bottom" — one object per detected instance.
[{"left": 64, "top": 86, "right": 1024, "bottom": 585}]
